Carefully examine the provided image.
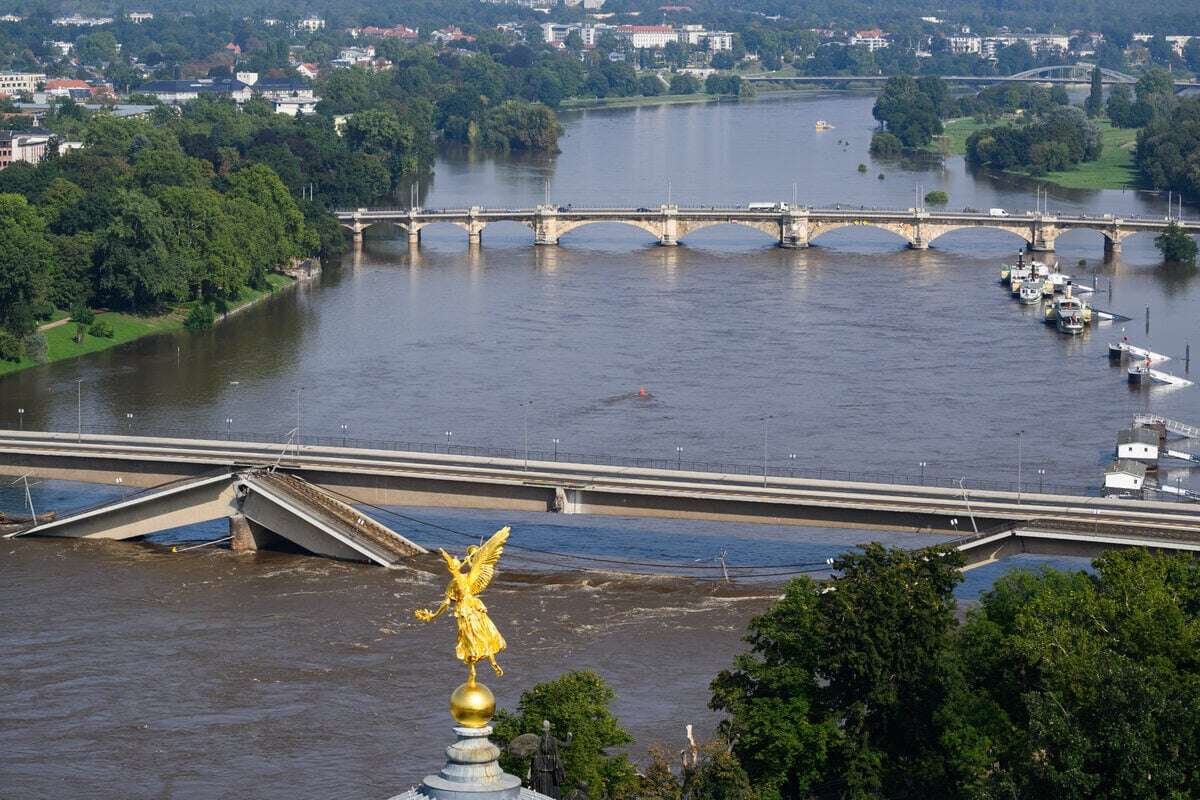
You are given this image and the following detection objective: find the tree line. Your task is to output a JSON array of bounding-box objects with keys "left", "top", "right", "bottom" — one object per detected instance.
[
  {"left": 494, "top": 547, "right": 1200, "bottom": 800},
  {"left": 0, "top": 108, "right": 320, "bottom": 361}
]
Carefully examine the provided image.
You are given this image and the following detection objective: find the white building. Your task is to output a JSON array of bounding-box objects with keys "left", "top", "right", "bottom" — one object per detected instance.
[
  {"left": 0, "top": 129, "right": 52, "bottom": 170},
  {"left": 1116, "top": 428, "right": 1159, "bottom": 463},
  {"left": 127, "top": 11, "right": 154, "bottom": 23},
  {"left": 946, "top": 35, "right": 981, "bottom": 55},
  {"left": 982, "top": 34, "right": 1070, "bottom": 58},
  {"left": 616, "top": 25, "right": 677, "bottom": 49},
  {"left": 296, "top": 16, "right": 326, "bottom": 32},
  {"left": 1104, "top": 459, "right": 1146, "bottom": 494},
  {"left": 850, "top": 29, "right": 889, "bottom": 51},
  {"left": 1133, "top": 33, "right": 1196, "bottom": 56},
  {"left": 52, "top": 15, "right": 113, "bottom": 26},
  {"left": 707, "top": 31, "right": 734, "bottom": 52},
  {"left": 0, "top": 73, "right": 45, "bottom": 94},
  {"left": 541, "top": 22, "right": 576, "bottom": 43}
]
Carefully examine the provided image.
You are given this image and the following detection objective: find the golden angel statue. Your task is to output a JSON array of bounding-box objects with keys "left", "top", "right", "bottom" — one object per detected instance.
[{"left": 415, "top": 526, "right": 509, "bottom": 684}]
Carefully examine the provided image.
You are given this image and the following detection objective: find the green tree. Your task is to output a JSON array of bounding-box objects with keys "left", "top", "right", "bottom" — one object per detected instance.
[
  {"left": 1155, "top": 221, "right": 1198, "bottom": 264},
  {"left": 872, "top": 76, "right": 943, "bottom": 148},
  {"left": 0, "top": 193, "right": 52, "bottom": 343},
  {"left": 93, "top": 189, "right": 174, "bottom": 311},
  {"left": 638, "top": 74, "right": 665, "bottom": 97},
  {"left": 1086, "top": 65, "right": 1103, "bottom": 117},
  {"left": 668, "top": 73, "right": 701, "bottom": 95},
  {"left": 494, "top": 671, "right": 638, "bottom": 800},
  {"left": 684, "top": 745, "right": 757, "bottom": 800}
]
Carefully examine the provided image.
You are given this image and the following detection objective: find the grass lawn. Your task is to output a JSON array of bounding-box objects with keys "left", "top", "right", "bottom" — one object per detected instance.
[
  {"left": 932, "top": 117, "right": 1139, "bottom": 190},
  {"left": 0, "top": 273, "right": 293, "bottom": 377}
]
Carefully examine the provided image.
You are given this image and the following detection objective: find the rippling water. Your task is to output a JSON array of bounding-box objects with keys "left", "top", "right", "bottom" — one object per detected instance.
[{"left": 1, "top": 92, "right": 1195, "bottom": 798}]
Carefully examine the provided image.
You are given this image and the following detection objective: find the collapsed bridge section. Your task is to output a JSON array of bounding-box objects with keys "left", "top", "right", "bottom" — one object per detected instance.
[{"left": 3, "top": 468, "right": 426, "bottom": 567}]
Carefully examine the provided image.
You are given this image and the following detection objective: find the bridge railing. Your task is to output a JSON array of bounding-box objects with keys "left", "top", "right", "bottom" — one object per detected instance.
[{"left": 0, "top": 422, "right": 1119, "bottom": 500}]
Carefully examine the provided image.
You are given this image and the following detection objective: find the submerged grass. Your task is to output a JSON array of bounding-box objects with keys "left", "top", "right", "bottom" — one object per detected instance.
[{"left": 0, "top": 273, "right": 293, "bottom": 377}]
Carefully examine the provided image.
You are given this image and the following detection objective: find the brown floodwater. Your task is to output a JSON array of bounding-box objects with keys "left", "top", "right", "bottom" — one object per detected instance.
[{"left": 0, "top": 537, "right": 778, "bottom": 799}]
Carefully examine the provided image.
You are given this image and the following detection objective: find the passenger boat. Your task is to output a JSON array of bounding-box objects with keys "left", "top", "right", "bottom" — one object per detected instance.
[
  {"left": 1042, "top": 264, "right": 1072, "bottom": 295},
  {"left": 1018, "top": 281, "right": 1043, "bottom": 304},
  {"left": 1000, "top": 251, "right": 1027, "bottom": 284},
  {"left": 815, "top": 120, "right": 832, "bottom": 130},
  {"left": 1044, "top": 286, "right": 1091, "bottom": 328}
]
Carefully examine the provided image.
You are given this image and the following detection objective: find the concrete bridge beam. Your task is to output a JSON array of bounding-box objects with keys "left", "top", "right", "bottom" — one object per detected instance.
[{"left": 658, "top": 207, "right": 679, "bottom": 247}]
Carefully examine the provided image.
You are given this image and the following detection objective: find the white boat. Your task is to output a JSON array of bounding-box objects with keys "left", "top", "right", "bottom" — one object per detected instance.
[
  {"left": 1000, "top": 251, "right": 1028, "bottom": 285},
  {"left": 1018, "top": 281, "right": 1043, "bottom": 304},
  {"left": 1044, "top": 286, "right": 1091, "bottom": 329},
  {"left": 1041, "top": 264, "right": 1072, "bottom": 295}
]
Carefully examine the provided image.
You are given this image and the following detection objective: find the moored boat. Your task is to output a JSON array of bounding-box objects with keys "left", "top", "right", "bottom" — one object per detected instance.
[{"left": 1018, "top": 281, "right": 1043, "bottom": 304}]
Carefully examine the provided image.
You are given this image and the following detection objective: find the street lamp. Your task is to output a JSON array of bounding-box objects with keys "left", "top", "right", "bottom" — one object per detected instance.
[
  {"left": 76, "top": 379, "right": 83, "bottom": 443},
  {"left": 521, "top": 401, "right": 533, "bottom": 470},
  {"left": 17, "top": 407, "right": 24, "bottom": 431},
  {"left": 552, "top": 437, "right": 560, "bottom": 461},
  {"left": 125, "top": 412, "right": 134, "bottom": 434},
  {"left": 445, "top": 430, "right": 453, "bottom": 449},
  {"left": 341, "top": 423, "right": 350, "bottom": 447},
  {"left": 919, "top": 460, "right": 928, "bottom": 486},
  {"left": 295, "top": 386, "right": 303, "bottom": 451},
  {"left": 1016, "top": 429, "right": 1026, "bottom": 502},
  {"left": 761, "top": 415, "right": 774, "bottom": 488},
  {"left": 1037, "top": 468, "right": 1046, "bottom": 493},
  {"left": 226, "top": 417, "right": 233, "bottom": 439},
  {"left": 788, "top": 452, "right": 797, "bottom": 477},
  {"left": 676, "top": 446, "right": 684, "bottom": 470}
]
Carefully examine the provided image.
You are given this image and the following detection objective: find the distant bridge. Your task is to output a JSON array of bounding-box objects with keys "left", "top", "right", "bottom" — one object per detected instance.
[
  {"left": 3, "top": 430, "right": 1200, "bottom": 570},
  {"left": 744, "top": 63, "right": 1197, "bottom": 89},
  {"left": 335, "top": 205, "right": 1200, "bottom": 254}
]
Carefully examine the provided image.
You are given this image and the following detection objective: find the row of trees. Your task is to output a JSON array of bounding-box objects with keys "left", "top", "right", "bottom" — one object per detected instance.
[
  {"left": 0, "top": 112, "right": 319, "bottom": 360},
  {"left": 495, "top": 547, "right": 1200, "bottom": 800}
]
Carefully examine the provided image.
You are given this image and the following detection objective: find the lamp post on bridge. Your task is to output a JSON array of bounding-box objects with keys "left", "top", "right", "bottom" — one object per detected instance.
[
  {"left": 1017, "top": 429, "right": 1026, "bottom": 502},
  {"left": 1038, "top": 468, "right": 1046, "bottom": 493},
  {"left": 226, "top": 417, "right": 233, "bottom": 440},
  {"left": 17, "top": 407, "right": 24, "bottom": 431},
  {"left": 919, "top": 461, "right": 927, "bottom": 486},
  {"left": 552, "top": 437, "right": 559, "bottom": 461},
  {"left": 341, "top": 423, "right": 350, "bottom": 447},
  {"left": 76, "top": 379, "right": 82, "bottom": 443},
  {"left": 521, "top": 400, "right": 533, "bottom": 471},
  {"left": 445, "top": 430, "right": 452, "bottom": 450},
  {"left": 761, "top": 415, "right": 774, "bottom": 488},
  {"left": 125, "top": 412, "right": 133, "bottom": 434},
  {"left": 676, "top": 446, "right": 684, "bottom": 470}
]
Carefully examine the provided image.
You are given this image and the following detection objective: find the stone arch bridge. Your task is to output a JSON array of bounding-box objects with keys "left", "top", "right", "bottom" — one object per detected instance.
[{"left": 335, "top": 205, "right": 1199, "bottom": 255}]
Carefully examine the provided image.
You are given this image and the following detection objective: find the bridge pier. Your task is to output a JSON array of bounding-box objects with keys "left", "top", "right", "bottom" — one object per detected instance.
[
  {"left": 1029, "top": 222, "right": 1060, "bottom": 252},
  {"left": 533, "top": 206, "right": 559, "bottom": 245},
  {"left": 229, "top": 512, "right": 281, "bottom": 553},
  {"left": 658, "top": 207, "right": 679, "bottom": 247},
  {"left": 779, "top": 215, "right": 809, "bottom": 248}
]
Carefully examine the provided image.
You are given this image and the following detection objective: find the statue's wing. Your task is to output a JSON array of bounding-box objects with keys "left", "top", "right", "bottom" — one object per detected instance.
[{"left": 467, "top": 526, "right": 510, "bottom": 594}]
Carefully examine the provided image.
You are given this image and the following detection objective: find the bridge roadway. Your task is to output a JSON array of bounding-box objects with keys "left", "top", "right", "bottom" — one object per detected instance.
[
  {"left": 2, "top": 431, "right": 1199, "bottom": 569},
  {"left": 335, "top": 205, "right": 1200, "bottom": 254},
  {"left": 743, "top": 75, "right": 1200, "bottom": 89}
]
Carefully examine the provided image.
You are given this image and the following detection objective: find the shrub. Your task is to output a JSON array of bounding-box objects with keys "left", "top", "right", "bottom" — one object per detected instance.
[
  {"left": 88, "top": 320, "right": 114, "bottom": 338},
  {"left": 869, "top": 131, "right": 903, "bottom": 156},
  {"left": 0, "top": 330, "right": 22, "bottom": 361},
  {"left": 857, "top": 163, "right": 868, "bottom": 173},
  {"left": 70, "top": 304, "right": 95, "bottom": 325},
  {"left": 924, "top": 190, "right": 949, "bottom": 205},
  {"left": 1155, "top": 222, "right": 1198, "bottom": 264},
  {"left": 878, "top": 173, "right": 886, "bottom": 180},
  {"left": 184, "top": 303, "right": 216, "bottom": 331},
  {"left": 25, "top": 333, "right": 48, "bottom": 364}
]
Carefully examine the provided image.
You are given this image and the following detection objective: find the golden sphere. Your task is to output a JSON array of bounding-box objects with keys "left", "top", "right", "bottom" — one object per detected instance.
[{"left": 450, "top": 681, "right": 495, "bottom": 727}]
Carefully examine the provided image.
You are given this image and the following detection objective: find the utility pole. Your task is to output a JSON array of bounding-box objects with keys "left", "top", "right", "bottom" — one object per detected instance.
[{"left": 76, "top": 379, "right": 82, "bottom": 443}]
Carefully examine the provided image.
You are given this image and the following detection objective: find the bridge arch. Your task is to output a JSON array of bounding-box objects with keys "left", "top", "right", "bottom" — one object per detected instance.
[
  {"left": 552, "top": 218, "right": 664, "bottom": 241},
  {"left": 1006, "top": 63, "right": 1136, "bottom": 84},
  {"left": 808, "top": 220, "right": 917, "bottom": 247},
  {"left": 674, "top": 218, "right": 781, "bottom": 241},
  {"left": 924, "top": 223, "right": 1034, "bottom": 246}
]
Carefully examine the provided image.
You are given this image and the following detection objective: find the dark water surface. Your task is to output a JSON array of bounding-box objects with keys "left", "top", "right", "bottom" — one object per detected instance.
[{"left": 2, "top": 92, "right": 1197, "bottom": 798}]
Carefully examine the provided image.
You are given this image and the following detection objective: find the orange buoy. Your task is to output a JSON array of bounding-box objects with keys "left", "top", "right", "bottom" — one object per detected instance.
[{"left": 638, "top": 387, "right": 647, "bottom": 397}]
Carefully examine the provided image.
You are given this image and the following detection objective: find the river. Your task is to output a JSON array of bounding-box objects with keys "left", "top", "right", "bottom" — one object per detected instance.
[{"left": 1, "top": 91, "right": 1197, "bottom": 798}]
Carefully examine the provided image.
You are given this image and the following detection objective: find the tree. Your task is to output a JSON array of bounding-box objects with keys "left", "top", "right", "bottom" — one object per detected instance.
[
  {"left": 0, "top": 193, "right": 52, "bottom": 344},
  {"left": 494, "top": 671, "right": 638, "bottom": 800},
  {"left": 1155, "top": 222, "right": 1198, "bottom": 264},
  {"left": 869, "top": 131, "right": 902, "bottom": 156},
  {"left": 668, "top": 73, "right": 701, "bottom": 95},
  {"left": 711, "top": 545, "right": 972, "bottom": 800},
  {"left": 638, "top": 74, "right": 665, "bottom": 97},
  {"left": 961, "top": 551, "right": 1200, "bottom": 798},
  {"left": 1086, "top": 65, "right": 1103, "bottom": 117},
  {"left": 872, "top": 76, "right": 943, "bottom": 148}
]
